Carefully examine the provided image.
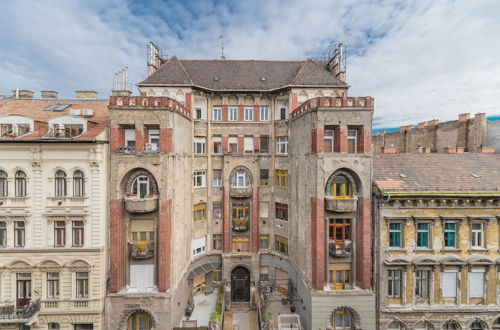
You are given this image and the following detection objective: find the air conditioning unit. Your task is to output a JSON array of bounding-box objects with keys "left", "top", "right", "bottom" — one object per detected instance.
[
  {"left": 70, "top": 109, "right": 81, "bottom": 116},
  {"left": 82, "top": 109, "right": 94, "bottom": 117}
]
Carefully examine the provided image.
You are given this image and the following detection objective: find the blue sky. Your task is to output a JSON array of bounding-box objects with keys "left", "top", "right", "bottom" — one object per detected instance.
[{"left": 1, "top": 0, "right": 499, "bottom": 128}]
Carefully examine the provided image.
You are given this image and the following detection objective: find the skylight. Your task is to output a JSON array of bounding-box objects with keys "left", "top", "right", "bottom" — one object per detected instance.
[{"left": 44, "top": 104, "right": 71, "bottom": 112}]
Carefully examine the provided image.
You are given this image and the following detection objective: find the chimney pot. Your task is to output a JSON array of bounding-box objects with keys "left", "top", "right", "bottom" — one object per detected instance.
[
  {"left": 41, "top": 90, "right": 58, "bottom": 99},
  {"left": 74, "top": 90, "right": 98, "bottom": 99},
  {"left": 458, "top": 113, "right": 470, "bottom": 122},
  {"left": 12, "top": 89, "right": 34, "bottom": 99}
]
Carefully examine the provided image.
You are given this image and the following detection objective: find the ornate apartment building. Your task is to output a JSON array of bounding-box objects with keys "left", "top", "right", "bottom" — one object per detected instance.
[
  {"left": 0, "top": 96, "right": 109, "bottom": 330},
  {"left": 373, "top": 154, "right": 500, "bottom": 330},
  {"left": 104, "top": 43, "right": 376, "bottom": 329}
]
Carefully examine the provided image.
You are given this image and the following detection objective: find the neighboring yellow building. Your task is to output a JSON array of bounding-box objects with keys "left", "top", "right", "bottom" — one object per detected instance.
[
  {"left": 0, "top": 97, "right": 109, "bottom": 330},
  {"left": 374, "top": 153, "right": 500, "bottom": 330}
]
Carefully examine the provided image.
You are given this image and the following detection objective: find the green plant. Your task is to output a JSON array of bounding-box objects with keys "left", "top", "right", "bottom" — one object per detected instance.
[{"left": 264, "top": 310, "right": 272, "bottom": 321}]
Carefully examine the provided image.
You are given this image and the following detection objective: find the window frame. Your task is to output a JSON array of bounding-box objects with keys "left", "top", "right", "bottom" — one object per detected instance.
[
  {"left": 443, "top": 221, "right": 458, "bottom": 249},
  {"left": 55, "top": 170, "right": 67, "bottom": 197},
  {"left": 275, "top": 202, "right": 288, "bottom": 221},
  {"left": 244, "top": 107, "right": 254, "bottom": 121},
  {"left": 193, "top": 170, "right": 206, "bottom": 188},
  {"left": 54, "top": 221, "right": 66, "bottom": 247},
  {"left": 72, "top": 220, "right": 84, "bottom": 247},
  {"left": 471, "top": 221, "right": 485, "bottom": 248},
  {"left": 15, "top": 170, "right": 27, "bottom": 197},
  {"left": 328, "top": 218, "right": 351, "bottom": 243},
  {"left": 73, "top": 170, "right": 85, "bottom": 197},
  {"left": 212, "top": 169, "right": 222, "bottom": 187},
  {"left": 0, "top": 170, "right": 7, "bottom": 197},
  {"left": 347, "top": 129, "right": 358, "bottom": 153},
  {"left": 212, "top": 108, "right": 222, "bottom": 121},
  {"left": 14, "top": 221, "right": 25, "bottom": 247},
  {"left": 47, "top": 272, "right": 60, "bottom": 299},
  {"left": 260, "top": 106, "right": 269, "bottom": 121},
  {"left": 75, "top": 272, "right": 89, "bottom": 298},
  {"left": 0, "top": 221, "right": 6, "bottom": 247},
  {"left": 416, "top": 222, "right": 431, "bottom": 248},
  {"left": 276, "top": 136, "right": 288, "bottom": 155},
  {"left": 213, "top": 234, "right": 222, "bottom": 251},
  {"left": 324, "top": 128, "right": 335, "bottom": 153},
  {"left": 388, "top": 222, "right": 403, "bottom": 248},
  {"left": 260, "top": 169, "right": 269, "bottom": 186},
  {"left": 415, "top": 269, "right": 430, "bottom": 298},
  {"left": 194, "top": 137, "right": 207, "bottom": 154},
  {"left": 259, "top": 234, "right": 269, "bottom": 250},
  {"left": 229, "top": 107, "right": 238, "bottom": 121},
  {"left": 388, "top": 269, "right": 402, "bottom": 298},
  {"left": 275, "top": 235, "right": 288, "bottom": 254},
  {"left": 275, "top": 169, "right": 288, "bottom": 188},
  {"left": 193, "top": 203, "right": 207, "bottom": 222}
]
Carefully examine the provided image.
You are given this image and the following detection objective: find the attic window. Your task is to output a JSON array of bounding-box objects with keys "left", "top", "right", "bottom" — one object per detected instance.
[
  {"left": 214, "top": 76, "right": 220, "bottom": 81},
  {"left": 44, "top": 104, "right": 71, "bottom": 112},
  {"left": 399, "top": 173, "right": 408, "bottom": 178},
  {"left": 471, "top": 174, "right": 481, "bottom": 178}
]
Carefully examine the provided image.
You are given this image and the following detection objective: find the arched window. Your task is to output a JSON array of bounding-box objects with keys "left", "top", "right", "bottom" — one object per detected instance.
[
  {"left": 330, "top": 308, "right": 352, "bottom": 329},
  {"left": 492, "top": 317, "right": 500, "bottom": 330},
  {"left": 15, "top": 170, "right": 26, "bottom": 197},
  {"left": 327, "top": 175, "right": 352, "bottom": 199},
  {"left": 231, "top": 169, "right": 250, "bottom": 188},
  {"left": 131, "top": 175, "right": 151, "bottom": 198},
  {"left": 55, "top": 170, "right": 67, "bottom": 197},
  {"left": 127, "top": 312, "right": 153, "bottom": 330},
  {"left": 443, "top": 321, "right": 461, "bottom": 330},
  {"left": 73, "top": 170, "right": 85, "bottom": 197},
  {"left": 415, "top": 321, "right": 433, "bottom": 330},
  {"left": 470, "top": 321, "right": 485, "bottom": 330},
  {"left": 387, "top": 321, "right": 405, "bottom": 330},
  {"left": 0, "top": 170, "right": 7, "bottom": 197}
]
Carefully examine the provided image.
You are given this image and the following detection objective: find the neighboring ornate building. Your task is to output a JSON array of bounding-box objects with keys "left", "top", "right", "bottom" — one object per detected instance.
[
  {"left": 104, "top": 43, "right": 376, "bottom": 329},
  {"left": 0, "top": 96, "right": 109, "bottom": 329},
  {"left": 373, "top": 153, "right": 500, "bottom": 330}
]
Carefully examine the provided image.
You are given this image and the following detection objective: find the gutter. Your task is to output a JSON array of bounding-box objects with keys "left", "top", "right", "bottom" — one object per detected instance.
[
  {"left": 381, "top": 191, "right": 500, "bottom": 197},
  {"left": 135, "top": 83, "right": 349, "bottom": 93}
]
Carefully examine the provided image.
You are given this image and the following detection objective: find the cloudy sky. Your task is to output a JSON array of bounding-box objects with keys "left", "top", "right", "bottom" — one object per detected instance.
[{"left": 1, "top": 0, "right": 499, "bottom": 128}]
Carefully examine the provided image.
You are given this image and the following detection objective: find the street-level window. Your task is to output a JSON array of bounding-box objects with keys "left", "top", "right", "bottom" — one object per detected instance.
[
  {"left": 275, "top": 170, "right": 288, "bottom": 188},
  {"left": 276, "top": 136, "right": 288, "bottom": 154},
  {"left": 14, "top": 221, "right": 25, "bottom": 247},
  {"left": 388, "top": 269, "right": 401, "bottom": 297},
  {"left": 388, "top": 222, "right": 402, "bottom": 248},
  {"left": 260, "top": 106, "right": 269, "bottom": 121},
  {"left": 72, "top": 221, "right": 84, "bottom": 247},
  {"left": 444, "top": 222, "right": 457, "bottom": 248},
  {"left": 229, "top": 107, "right": 238, "bottom": 121},
  {"left": 193, "top": 170, "right": 206, "bottom": 187},
  {"left": 76, "top": 272, "right": 89, "bottom": 298},
  {"left": 212, "top": 108, "right": 222, "bottom": 121},
  {"left": 212, "top": 270, "right": 222, "bottom": 282},
  {"left": 48, "top": 323, "right": 60, "bottom": 329},
  {"left": 469, "top": 270, "right": 485, "bottom": 298},
  {"left": 471, "top": 222, "right": 484, "bottom": 248},
  {"left": 442, "top": 270, "right": 457, "bottom": 298},
  {"left": 415, "top": 269, "right": 430, "bottom": 298},
  {"left": 416, "top": 222, "right": 431, "bottom": 248},
  {"left": 54, "top": 221, "right": 66, "bottom": 247},
  {"left": 244, "top": 107, "right": 253, "bottom": 121},
  {"left": 47, "top": 272, "right": 59, "bottom": 299}
]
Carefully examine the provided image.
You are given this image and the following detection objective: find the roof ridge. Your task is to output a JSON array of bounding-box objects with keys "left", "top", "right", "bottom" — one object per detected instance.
[
  {"left": 287, "top": 59, "right": 309, "bottom": 85},
  {"left": 179, "top": 59, "right": 305, "bottom": 63}
]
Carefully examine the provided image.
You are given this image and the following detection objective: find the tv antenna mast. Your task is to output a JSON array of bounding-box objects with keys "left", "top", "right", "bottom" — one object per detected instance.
[{"left": 217, "top": 34, "right": 230, "bottom": 59}]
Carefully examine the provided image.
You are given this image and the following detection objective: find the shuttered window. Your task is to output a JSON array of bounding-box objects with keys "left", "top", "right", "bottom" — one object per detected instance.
[
  {"left": 244, "top": 137, "right": 254, "bottom": 154},
  {"left": 469, "top": 270, "right": 485, "bottom": 298},
  {"left": 442, "top": 270, "right": 457, "bottom": 297}
]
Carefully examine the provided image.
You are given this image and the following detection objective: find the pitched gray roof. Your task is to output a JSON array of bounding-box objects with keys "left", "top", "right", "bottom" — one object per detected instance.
[
  {"left": 373, "top": 154, "right": 500, "bottom": 193},
  {"left": 138, "top": 57, "right": 346, "bottom": 91}
]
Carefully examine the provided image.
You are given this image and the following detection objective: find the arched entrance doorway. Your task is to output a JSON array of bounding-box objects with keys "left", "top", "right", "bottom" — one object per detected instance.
[{"left": 231, "top": 266, "right": 250, "bottom": 302}]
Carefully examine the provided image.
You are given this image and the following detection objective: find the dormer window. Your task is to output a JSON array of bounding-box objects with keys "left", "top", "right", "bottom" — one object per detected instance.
[
  {"left": 48, "top": 116, "right": 87, "bottom": 138},
  {"left": 0, "top": 115, "right": 34, "bottom": 137},
  {"left": 64, "top": 124, "right": 83, "bottom": 137},
  {"left": 0, "top": 124, "right": 13, "bottom": 137}
]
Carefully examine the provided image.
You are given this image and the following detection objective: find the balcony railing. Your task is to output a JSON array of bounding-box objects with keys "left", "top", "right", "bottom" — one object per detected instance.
[
  {"left": 124, "top": 196, "right": 158, "bottom": 213},
  {"left": 328, "top": 240, "right": 353, "bottom": 258},
  {"left": 115, "top": 146, "right": 136, "bottom": 153},
  {"left": 47, "top": 196, "right": 87, "bottom": 207},
  {"left": 232, "top": 218, "right": 250, "bottom": 232},
  {"left": 0, "top": 299, "right": 40, "bottom": 321},
  {"left": 0, "top": 197, "right": 29, "bottom": 207},
  {"left": 129, "top": 241, "right": 155, "bottom": 259},
  {"left": 324, "top": 196, "right": 357, "bottom": 212}
]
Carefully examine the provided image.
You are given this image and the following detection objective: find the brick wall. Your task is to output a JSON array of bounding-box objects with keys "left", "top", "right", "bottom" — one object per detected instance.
[
  {"left": 109, "top": 199, "right": 125, "bottom": 293},
  {"left": 311, "top": 197, "right": 325, "bottom": 289},
  {"left": 157, "top": 199, "right": 172, "bottom": 292},
  {"left": 252, "top": 188, "right": 259, "bottom": 253}
]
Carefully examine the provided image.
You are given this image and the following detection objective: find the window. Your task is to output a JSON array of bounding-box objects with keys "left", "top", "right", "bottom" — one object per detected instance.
[
  {"left": 0, "top": 123, "right": 13, "bottom": 136},
  {"left": 415, "top": 269, "right": 430, "bottom": 298},
  {"left": 124, "top": 128, "right": 135, "bottom": 149},
  {"left": 64, "top": 124, "right": 84, "bottom": 137},
  {"left": 275, "top": 170, "right": 288, "bottom": 188},
  {"left": 244, "top": 107, "right": 253, "bottom": 121},
  {"left": 213, "top": 234, "right": 222, "bottom": 250},
  {"left": 213, "top": 169, "right": 222, "bottom": 187},
  {"left": 329, "top": 309, "right": 351, "bottom": 329},
  {"left": 260, "top": 266, "right": 269, "bottom": 281},
  {"left": 276, "top": 136, "right": 288, "bottom": 154},
  {"left": 260, "top": 169, "right": 269, "bottom": 186},
  {"left": 48, "top": 323, "right": 60, "bottom": 329},
  {"left": 259, "top": 234, "right": 269, "bottom": 249},
  {"left": 194, "top": 137, "right": 206, "bottom": 154},
  {"left": 324, "top": 128, "right": 335, "bottom": 152},
  {"left": 347, "top": 129, "right": 357, "bottom": 153},
  {"left": 130, "top": 220, "right": 154, "bottom": 243},
  {"left": 389, "top": 222, "right": 402, "bottom": 248},
  {"left": 414, "top": 322, "right": 434, "bottom": 330},
  {"left": 442, "top": 321, "right": 461, "bottom": 330},
  {"left": 47, "top": 272, "right": 59, "bottom": 299},
  {"left": 471, "top": 222, "right": 484, "bottom": 248},
  {"left": 260, "top": 135, "right": 269, "bottom": 153},
  {"left": 260, "top": 106, "right": 269, "bottom": 121},
  {"left": 193, "top": 203, "right": 206, "bottom": 222},
  {"left": 327, "top": 175, "right": 352, "bottom": 198},
  {"left": 231, "top": 169, "right": 250, "bottom": 188},
  {"left": 387, "top": 321, "right": 404, "bottom": 330},
  {"left": 73, "top": 171, "right": 85, "bottom": 197},
  {"left": 231, "top": 237, "right": 249, "bottom": 252},
  {"left": 212, "top": 270, "right": 222, "bottom": 282},
  {"left": 228, "top": 137, "right": 238, "bottom": 154},
  {"left": 275, "top": 235, "right": 288, "bottom": 254},
  {"left": 470, "top": 321, "right": 485, "bottom": 330},
  {"left": 16, "top": 273, "right": 31, "bottom": 307},
  {"left": 14, "top": 221, "right": 25, "bottom": 247},
  {"left": 229, "top": 107, "right": 238, "bottom": 121},
  {"left": 0, "top": 221, "right": 6, "bottom": 247},
  {"left": 18, "top": 124, "right": 30, "bottom": 136},
  {"left": 54, "top": 221, "right": 66, "bottom": 247},
  {"left": 275, "top": 203, "right": 288, "bottom": 221},
  {"left": 212, "top": 108, "right": 222, "bottom": 121},
  {"left": 244, "top": 137, "right": 254, "bottom": 154},
  {"left": 213, "top": 137, "right": 222, "bottom": 154},
  {"left": 191, "top": 236, "right": 206, "bottom": 257},
  {"left": 416, "top": 222, "right": 431, "bottom": 248},
  {"left": 328, "top": 219, "right": 351, "bottom": 243},
  {"left": 469, "top": 270, "right": 485, "bottom": 298},
  {"left": 442, "top": 270, "right": 457, "bottom": 298},
  {"left": 328, "top": 270, "right": 351, "bottom": 289},
  {"left": 74, "top": 324, "right": 94, "bottom": 330},
  {"left": 280, "top": 107, "right": 287, "bottom": 120},
  {"left": 193, "top": 170, "right": 206, "bottom": 188},
  {"left": 55, "top": 170, "right": 67, "bottom": 197},
  {"left": 388, "top": 269, "right": 401, "bottom": 297},
  {"left": 15, "top": 170, "right": 26, "bottom": 197},
  {"left": 0, "top": 170, "right": 7, "bottom": 197},
  {"left": 76, "top": 272, "right": 88, "bottom": 298},
  {"left": 444, "top": 222, "right": 457, "bottom": 248},
  {"left": 72, "top": 221, "right": 84, "bottom": 247},
  {"left": 131, "top": 175, "right": 151, "bottom": 198},
  {"left": 213, "top": 203, "right": 222, "bottom": 220},
  {"left": 148, "top": 129, "right": 160, "bottom": 148},
  {"left": 195, "top": 107, "right": 202, "bottom": 119}
]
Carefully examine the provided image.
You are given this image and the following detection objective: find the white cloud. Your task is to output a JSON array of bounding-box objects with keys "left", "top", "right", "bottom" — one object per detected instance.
[{"left": 0, "top": 0, "right": 499, "bottom": 128}]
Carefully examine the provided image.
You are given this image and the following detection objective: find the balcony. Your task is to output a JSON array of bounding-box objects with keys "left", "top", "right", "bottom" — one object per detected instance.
[
  {"left": 124, "top": 196, "right": 158, "bottom": 213},
  {"left": 115, "top": 146, "right": 136, "bottom": 153},
  {"left": 0, "top": 197, "right": 29, "bottom": 207},
  {"left": 232, "top": 218, "right": 250, "bottom": 232},
  {"left": 129, "top": 241, "right": 155, "bottom": 259},
  {"left": 0, "top": 299, "right": 40, "bottom": 322},
  {"left": 328, "top": 240, "right": 353, "bottom": 258},
  {"left": 229, "top": 186, "right": 252, "bottom": 198},
  {"left": 324, "top": 197, "right": 357, "bottom": 212}
]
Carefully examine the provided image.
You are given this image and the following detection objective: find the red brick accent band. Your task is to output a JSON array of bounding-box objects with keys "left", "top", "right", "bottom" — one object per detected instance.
[
  {"left": 311, "top": 197, "right": 325, "bottom": 290},
  {"left": 185, "top": 93, "right": 192, "bottom": 111},
  {"left": 291, "top": 93, "right": 298, "bottom": 111},
  {"left": 159, "top": 128, "right": 173, "bottom": 153},
  {"left": 253, "top": 136, "right": 260, "bottom": 153},
  {"left": 223, "top": 188, "right": 230, "bottom": 253},
  {"left": 238, "top": 106, "right": 244, "bottom": 122},
  {"left": 357, "top": 197, "right": 372, "bottom": 289},
  {"left": 109, "top": 199, "right": 125, "bottom": 293},
  {"left": 135, "top": 128, "right": 144, "bottom": 152},
  {"left": 222, "top": 136, "right": 228, "bottom": 153},
  {"left": 339, "top": 129, "right": 348, "bottom": 153},
  {"left": 253, "top": 106, "right": 260, "bottom": 122},
  {"left": 110, "top": 127, "right": 124, "bottom": 153},
  {"left": 157, "top": 199, "right": 172, "bottom": 292},
  {"left": 222, "top": 105, "right": 229, "bottom": 121},
  {"left": 238, "top": 136, "right": 244, "bottom": 154},
  {"left": 311, "top": 128, "right": 325, "bottom": 153},
  {"left": 252, "top": 188, "right": 259, "bottom": 253}
]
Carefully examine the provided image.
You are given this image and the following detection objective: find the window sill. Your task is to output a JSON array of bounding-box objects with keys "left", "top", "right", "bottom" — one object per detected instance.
[
  {"left": 468, "top": 247, "right": 488, "bottom": 252},
  {"left": 193, "top": 186, "right": 207, "bottom": 189},
  {"left": 275, "top": 154, "right": 288, "bottom": 157},
  {"left": 386, "top": 247, "right": 405, "bottom": 251},
  {"left": 413, "top": 248, "right": 434, "bottom": 252},
  {"left": 441, "top": 248, "right": 462, "bottom": 252}
]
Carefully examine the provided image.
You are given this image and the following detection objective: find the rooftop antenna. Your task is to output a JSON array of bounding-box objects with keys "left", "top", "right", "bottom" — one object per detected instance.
[{"left": 217, "top": 34, "right": 230, "bottom": 60}]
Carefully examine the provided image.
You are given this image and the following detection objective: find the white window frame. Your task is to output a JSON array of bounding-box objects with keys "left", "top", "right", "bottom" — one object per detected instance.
[
  {"left": 191, "top": 236, "right": 207, "bottom": 257},
  {"left": 194, "top": 137, "right": 206, "bottom": 154},
  {"left": 193, "top": 170, "right": 206, "bottom": 188},
  {"left": 260, "top": 106, "right": 269, "bottom": 121},
  {"left": 244, "top": 107, "right": 253, "bottom": 121},
  {"left": 276, "top": 136, "right": 288, "bottom": 155},
  {"left": 148, "top": 129, "right": 160, "bottom": 148},
  {"left": 195, "top": 107, "right": 203, "bottom": 120},
  {"left": 469, "top": 269, "right": 485, "bottom": 298},
  {"left": 471, "top": 222, "right": 485, "bottom": 248},
  {"left": 124, "top": 128, "right": 136, "bottom": 148},
  {"left": 347, "top": 129, "right": 358, "bottom": 153},
  {"left": 228, "top": 137, "right": 238, "bottom": 154},
  {"left": 324, "top": 128, "right": 334, "bottom": 152},
  {"left": 232, "top": 170, "right": 250, "bottom": 188},
  {"left": 229, "top": 107, "right": 238, "bottom": 121},
  {"left": 244, "top": 137, "right": 254, "bottom": 154},
  {"left": 213, "top": 169, "right": 222, "bottom": 187},
  {"left": 442, "top": 269, "right": 458, "bottom": 298},
  {"left": 212, "top": 108, "right": 222, "bottom": 121}
]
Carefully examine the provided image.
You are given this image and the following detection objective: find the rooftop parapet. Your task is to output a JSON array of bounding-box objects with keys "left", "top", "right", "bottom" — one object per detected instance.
[
  {"left": 109, "top": 96, "right": 191, "bottom": 119},
  {"left": 291, "top": 96, "right": 374, "bottom": 118}
]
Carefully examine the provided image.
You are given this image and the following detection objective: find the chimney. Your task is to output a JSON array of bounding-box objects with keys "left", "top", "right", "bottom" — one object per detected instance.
[
  {"left": 476, "top": 147, "right": 495, "bottom": 153},
  {"left": 418, "top": 122, "right": 427, "bottom": 129},
  {"left": 75, "top": 90, "right": 98, "bottom": 99},
  {"left": 41, "top": 90, "right": 58, "bottom": 99},
  {"left": 381, "top": 147, "right": 397, "bottom": 154},
  {"left": 326, "top": 43, "right": 346, "bottom": 83},
  {"left": 458, "top": 113, "right": 470, "bottom": 122},
  {"left": 427, "top": 119, "right": 439, "bottom": 127},
  {"left": 12, "top": 89, "right": 34, "bottom": 99},
  {"left": 444, "top": 147, "right": 457, "bottom": 154},
  {"left": 111, "top": 67, "right": 132, "bottom": 97}
]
